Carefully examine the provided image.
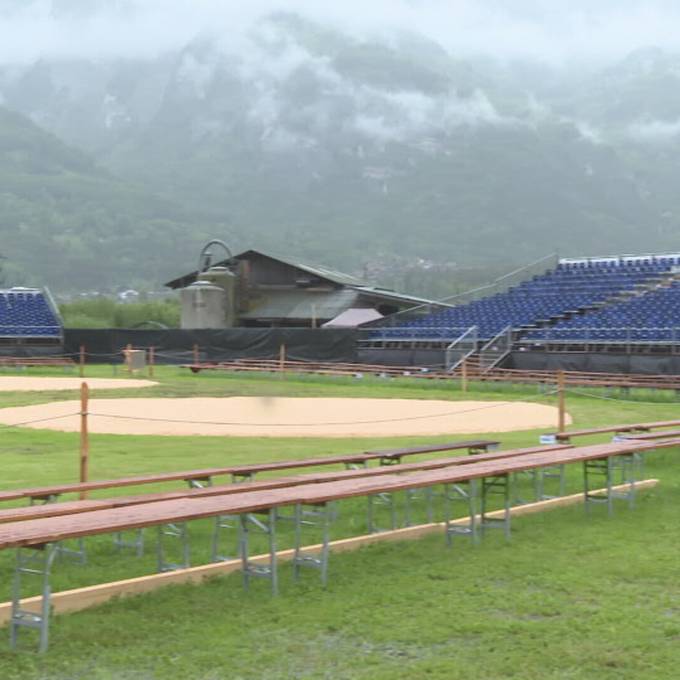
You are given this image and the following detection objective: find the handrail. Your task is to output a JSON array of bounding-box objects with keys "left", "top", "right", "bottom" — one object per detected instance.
[
  {"left": 42, "top": 287, "right": 64, "bottom": 328},
  {"left": 479, "top": 325, "right": 513, "bottom": 372},
  {"left": 445, "top": 326, "right": 478, "bottom": 371},
  {"left": 560, "top": 251, "right": 680, "bottom": 265},
  {"left": 437, "top": 252, "right": 558, "bottom": 306},
  {"left": 361, "top": 252, "right": 558, "bottom": 328}
]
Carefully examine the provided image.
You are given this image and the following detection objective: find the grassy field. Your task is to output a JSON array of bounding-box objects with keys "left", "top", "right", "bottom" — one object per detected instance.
[{"left": 0, "top": 366, "right": 679, "bottom": 678}]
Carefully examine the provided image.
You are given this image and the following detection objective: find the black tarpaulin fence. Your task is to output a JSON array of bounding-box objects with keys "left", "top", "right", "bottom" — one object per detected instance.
[
  {"left": 506, "top": 351, "right": 680, "bottom": 376},
  {"left": 64, "top": 328, "right": 358, "bottom": 364}
]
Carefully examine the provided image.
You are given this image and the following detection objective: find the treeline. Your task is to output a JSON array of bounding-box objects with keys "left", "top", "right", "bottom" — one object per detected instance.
[{"left": 59, "top": 299, "right": 180, "bottom": 328}]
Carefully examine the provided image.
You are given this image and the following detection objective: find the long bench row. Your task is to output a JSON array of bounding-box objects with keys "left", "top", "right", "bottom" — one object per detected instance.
[
  {"left": 4, "top": 435, "right": 677, "bottom": 652},
  {"left": 0, "top": 445, "right": 567, "bottom": 526},
  {"left": 0, "top": 439, "right": 498, "bottom": 504},
  {"left": 1, "top": 439, "right": 668, "bottom": 551}
]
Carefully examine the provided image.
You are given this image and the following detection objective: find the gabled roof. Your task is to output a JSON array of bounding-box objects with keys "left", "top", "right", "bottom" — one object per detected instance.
[
  {"left": 164, "top": 248, "right": 448, "bottom": 317},
  {"left": 250, "top": 250, "right": 366, "bottom": 287},
  {"left": 163, "top": 248, "right": 365, "bottom": 290},
  {"left": 240, "top": 289, "right": 361, "bottom": 321}
]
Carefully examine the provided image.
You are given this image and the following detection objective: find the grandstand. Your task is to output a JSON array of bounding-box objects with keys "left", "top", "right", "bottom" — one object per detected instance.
[
  {"left": 0, "top": 288, "right": 63, "bottom": 345},
  {"left": 362, "top": 253, "right": 680, "bottom": 370}
]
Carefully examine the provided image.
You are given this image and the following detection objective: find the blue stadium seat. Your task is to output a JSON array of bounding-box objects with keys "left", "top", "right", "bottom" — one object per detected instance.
[
  {"left": 0, "top": 289, "right": 62, "bottom": 339},
  {"left": 373, "top": 255, "right": 680, "bottom": 343}
]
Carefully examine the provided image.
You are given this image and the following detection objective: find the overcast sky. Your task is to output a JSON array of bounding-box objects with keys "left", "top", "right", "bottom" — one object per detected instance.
[{"left": 2, "top": 0, "right": 680, "bottom": 65}]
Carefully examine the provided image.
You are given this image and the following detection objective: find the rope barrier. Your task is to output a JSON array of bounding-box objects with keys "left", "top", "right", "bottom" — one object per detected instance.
[
  {"left": 564, "top": 387, "right": 679, "bottom": 405},
  {"left": 0, "top": 412, "right": 81, "bottom": 430}
]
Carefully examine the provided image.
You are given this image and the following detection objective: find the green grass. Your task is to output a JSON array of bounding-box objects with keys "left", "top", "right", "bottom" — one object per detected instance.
[{"left": 0, "top": 367, "right": 679, "bottom": 678}]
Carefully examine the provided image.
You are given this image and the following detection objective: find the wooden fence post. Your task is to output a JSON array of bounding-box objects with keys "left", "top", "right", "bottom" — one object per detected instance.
[
  {"left": 193, "top": 343, "right": 200, "bottom": 366},
  {"left": 79, "top": 345, "right": 85, "bottom": 378},
  {"left": 148, "top": 346, "right": 155, "bottom": 378},
  {"left": 279, "top": 343, "right": 286, "bottom": 373},
  {"left": 557, "top": 370, "right": 566, "bottom": 433},
  {"left": 79, "top": 382, "right": 89, "bottom": 500}
]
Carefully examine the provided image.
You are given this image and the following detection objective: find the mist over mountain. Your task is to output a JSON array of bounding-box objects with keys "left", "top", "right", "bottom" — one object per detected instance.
[{"left": 1, "top": 2, "right": 680, "bottom": 292}]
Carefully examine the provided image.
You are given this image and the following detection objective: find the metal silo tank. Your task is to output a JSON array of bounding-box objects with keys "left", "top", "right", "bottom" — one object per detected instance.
[
  {"left": 180, "top": 280, "right": 229, "bottom": 329},
  {"left": 201, "top": 266, "right": 237, "bottom": 327}
]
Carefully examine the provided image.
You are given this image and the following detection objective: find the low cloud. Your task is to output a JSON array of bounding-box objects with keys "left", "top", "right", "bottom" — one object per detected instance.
[
  {"left": 627, "top": 118, "right": 680, "bottom": 141},
  {"left": 3, "top": 1, "right": 680, "bottom": 66}
]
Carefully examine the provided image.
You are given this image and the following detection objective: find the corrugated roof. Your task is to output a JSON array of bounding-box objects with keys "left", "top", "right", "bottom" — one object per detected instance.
[
  {"left": 255, "top": 251, "right": 366, "bottom": 287},
  {"left": 240, "top": 289, "right": 361, "bottom": 320},
  {"left": 352, "top": 286, "right": 451, "bottom": 307}
]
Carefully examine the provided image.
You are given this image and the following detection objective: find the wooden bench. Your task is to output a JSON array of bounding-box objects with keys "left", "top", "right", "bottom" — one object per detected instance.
[
  {"left": 0, "top": 439, "right": 499, "bottom": 504},
  {"left": 1, "top": 439, "right": 669, "bottom": 549},
  {"left": 548, "top": 420, "right": 680, "bottom": 443},
  {"left": 618, "top": 429, "right": 680, "bottom": 442},
  {"left": 0, "top": 444, "right": 566, "bottom": 525},
  {"left": 4, "top": 437, "right": 673, "bottom": 652}
]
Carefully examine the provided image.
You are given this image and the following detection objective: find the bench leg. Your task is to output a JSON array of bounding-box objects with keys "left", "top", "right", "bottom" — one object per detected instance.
[
  {"left": 584, "top": 454, "right": 638, "bottom": 515},
  {"left": 293, "top": 501, "right": 334, "bottom": 587},
  {"left": 231, "top": 472, "right": 254, "bottom": 483},
  {"left": 404, "top": 486, "right": 437, "bottom": 526},
  {"left": 444, "top": 480, "right": 478, "bottom": 547},
  {"left": 511, "top": 470, "right": 535, "bottom": 506},
  {"left": 480, "top": 474, "right": 511, "bottom": 541},
  {"left": 9, "top": 543, "right": 58, "bottom": 653},
  {"left": 534, "top": 464, "right": 566, "bottom": 501},
  {"left": 187, "top": 477, "right": 212, "bottom": 489},
  {"left": 55, "top": 538, "right": 87, "bottom": 565},
  {"left": 367, "top": 492, "right": 397, "bottom": 534},
  {"left": 210, "top": 515, "right": 238, "bottom": 562},
  {"left": 113, "top": 529, "right": 145, "bottom": 557},
  {"left": 238, "top": 508, "right": 278, "bottom": 595},
  {"left": 157, "top": 523, "right": 190, "bottom": 572}
]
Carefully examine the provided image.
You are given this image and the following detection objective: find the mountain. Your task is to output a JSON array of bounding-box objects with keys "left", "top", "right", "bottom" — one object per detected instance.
[
  {"left": 1, "top": 13, "right": 680, "bottom": 292},
  {"left": 0, "top": 106, "right": 217, "bottom": 289}
]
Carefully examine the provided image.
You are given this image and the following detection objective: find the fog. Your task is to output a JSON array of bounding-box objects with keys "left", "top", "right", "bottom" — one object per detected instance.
[{"left": 2, "top": 0, "right": 680, "bottom": 66}]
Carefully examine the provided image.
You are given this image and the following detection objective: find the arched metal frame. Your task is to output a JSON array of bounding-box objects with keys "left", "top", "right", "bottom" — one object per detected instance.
[{"left": 198, "top": 240, "right": 235, "bottom": 274}]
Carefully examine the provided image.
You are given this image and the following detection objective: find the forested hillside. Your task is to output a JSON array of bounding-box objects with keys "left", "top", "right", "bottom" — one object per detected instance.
[{"left": 2, "top": 10, "right": 680, "bottom": 292}]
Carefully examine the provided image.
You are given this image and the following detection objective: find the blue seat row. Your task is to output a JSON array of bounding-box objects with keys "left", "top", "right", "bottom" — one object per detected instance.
[
  {"left": 0, "top": 289, "right": 62, "bottom": 338},
  {"left": 526, "top": 278, "right": 680, "bottom": 343},
  {"left": 371, "top": 256, "right": 679, "bottom": 342}
]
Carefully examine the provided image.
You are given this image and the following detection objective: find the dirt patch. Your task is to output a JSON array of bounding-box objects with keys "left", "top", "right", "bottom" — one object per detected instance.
[
  {"left": 0, "top": 377, "right": 157, "bottom": 392},
  {"left": 0, "top": 397, "right": 570, "bottom": 437}
]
